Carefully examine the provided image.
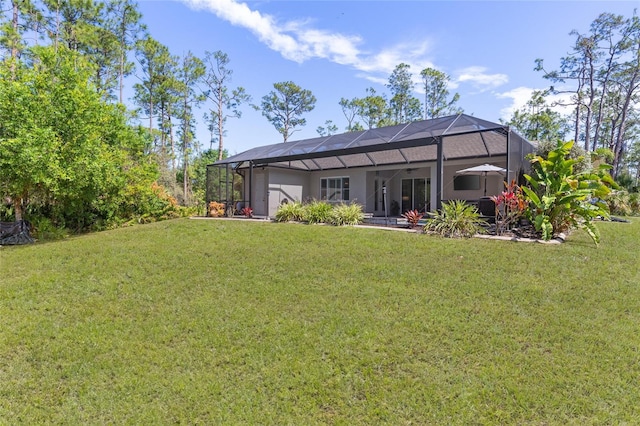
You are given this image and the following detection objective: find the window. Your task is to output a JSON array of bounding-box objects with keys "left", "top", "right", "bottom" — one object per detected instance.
[
  {"left": 321, "top": 177, "right": 349, "bottom": 201},
  {"left": 453, "top": 175, "right": 480, "bottom": 191}
]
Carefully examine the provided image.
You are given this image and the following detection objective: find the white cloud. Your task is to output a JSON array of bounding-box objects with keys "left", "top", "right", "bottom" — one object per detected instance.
[
  {"left": 183, "top": 0, "right": 433, "bottom": 80},
  {"left": 496, "top": 86, "right": 535, "bottom": 119},
  {"left": 496, "top": 86, "right": 575, "bottom": 120},
  {"left": 454, "top": 66, "right": 509, "bottom": 91}
]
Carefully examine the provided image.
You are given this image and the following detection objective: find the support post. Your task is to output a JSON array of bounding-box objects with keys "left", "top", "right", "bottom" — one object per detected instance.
[
  {"left": 249, "top": 161, "right": 254, "bottom": 209},
  {"left": 436, "top": 136, "right": 444, "bottom": 210},
  {"left": 382, "top": 185, "right": 388, "bottom": 224},
  {"left": 506, "top": 127, "right": 512, "bottom": 184}
]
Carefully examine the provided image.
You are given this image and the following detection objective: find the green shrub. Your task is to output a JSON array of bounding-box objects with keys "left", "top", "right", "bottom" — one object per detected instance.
[
  {"left": 606, "top": 190, "right": 632, "bottom": 216},
  {"left": 522, "top": 141, "right": 615, "bottom": 244},
  {"left": 424, "top": 200, "right": 486, "bottom": 238},
  {"left": 533, "top": 139, "right": 591, "bottom": 173},
  {"left": 29, "top": 216, "right": 70, "bottom": 240},
  {"left": 329, "top": 203, "right": 364, "bottom": 226},
  {"left": 630, "top": 193, "right": 640, "bottom": 216},
  {"left": 274, "top": 201, "right": 305, "bottom": 222},
  {"left": 304, "top": 201, "right": 333, "bottom": 224}
]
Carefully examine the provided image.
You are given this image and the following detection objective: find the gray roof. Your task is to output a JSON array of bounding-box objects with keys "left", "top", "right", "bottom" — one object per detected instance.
[{"left": 214, "top": 114, "right": 530, "bottom": 171}]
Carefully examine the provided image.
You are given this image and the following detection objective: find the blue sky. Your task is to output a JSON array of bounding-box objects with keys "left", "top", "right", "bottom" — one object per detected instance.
[{"left": 135, "top": 0, "right": 637, "bottom": 155}]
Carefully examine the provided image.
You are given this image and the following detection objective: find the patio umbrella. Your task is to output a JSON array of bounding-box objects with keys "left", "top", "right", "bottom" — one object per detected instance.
[{"left": 456, "top": 164, "right": 507, "bottom": 196}]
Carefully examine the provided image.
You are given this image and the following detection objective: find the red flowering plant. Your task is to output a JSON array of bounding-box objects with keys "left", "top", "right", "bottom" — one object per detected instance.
[
  {"left": 240, "top": 206, "right": 253, "bottom": 218},
  {"left": 401, "top": 209, "right": 424, "bottom": 229},
  {"left": 491, "top": 180, "right": 526, "bottom": 235}
]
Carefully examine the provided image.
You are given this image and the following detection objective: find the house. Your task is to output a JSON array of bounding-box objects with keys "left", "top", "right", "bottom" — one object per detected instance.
[{"left": 206, "top": 114, "right": 534, "bottom": 218}]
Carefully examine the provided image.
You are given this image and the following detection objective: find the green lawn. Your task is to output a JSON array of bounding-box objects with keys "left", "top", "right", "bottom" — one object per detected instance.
[{"left": 1, "top": 218, "right": 639, "bottom": 424}]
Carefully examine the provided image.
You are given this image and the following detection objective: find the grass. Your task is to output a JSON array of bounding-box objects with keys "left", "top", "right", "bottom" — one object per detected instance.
[{"left": 1, "top": 218, "right": 639, "bottom": 424}]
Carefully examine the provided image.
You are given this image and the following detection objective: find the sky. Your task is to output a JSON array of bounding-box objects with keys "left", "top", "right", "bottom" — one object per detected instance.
[{"left": 133, "top": 0, "right": 638, "bottom": 156}]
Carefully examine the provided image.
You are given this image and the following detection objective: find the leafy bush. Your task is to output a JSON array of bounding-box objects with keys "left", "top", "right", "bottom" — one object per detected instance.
[
  {"left": 424, "top": 200, "right": 485, "bottom": 238},
  {"left": 208, "top": 201, "right": 226, "bottom": 217},
  {"left": 240, "top": 207, "right": 253, "bottom": 218},
  {"left": 522, "top": 141, "right": 615, "bottom": 244},
  {"left": 274, "top": 201, "right": 305, "bottom": 222},
  {"left": 401, "top": 209, "right": 424, "bottom": 229},
  {"left": 606, "top": 190, "right": 632, "bottom": 216},
  {"left": 304, "top": 201, "right": 333, "bottom": 224},
  {"left": 29, "top": 216, "right": 69, "bottom": 240},
  {"left": 329, "top": 203, "right": 364, "bottom": 226},
  {"left": 630, "top": 193, "right": 640, "bottom": 216},
  {"left": 533, "top": 139, "right": 592, "bottom": 173},
  {"left": 491, "top": 180, "right": 526, "bottom": 235}
]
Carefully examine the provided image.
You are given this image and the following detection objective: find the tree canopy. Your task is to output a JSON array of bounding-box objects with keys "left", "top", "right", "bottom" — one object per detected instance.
[
  {"left": 2, "top": 2, "right": 639, "bottom": 232},
  {"left": 260, "top": 81, "right": 316, "bottom": 143}
]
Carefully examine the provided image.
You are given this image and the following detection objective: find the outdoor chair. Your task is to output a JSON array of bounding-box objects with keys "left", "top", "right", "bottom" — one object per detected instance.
[{"left": 477, "top": 197, "right": 496, "bottom": 223}]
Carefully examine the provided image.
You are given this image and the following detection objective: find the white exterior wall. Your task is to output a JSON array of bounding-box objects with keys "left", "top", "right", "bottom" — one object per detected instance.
[
  {"left": 309, "top": 165, "right": 432, "bottom": 213},
  {"left": 247, "top": 156, "right": 507, "bottom": 217},
  {"left": 442, "top": 159, "right": 507, "bottom": 202},
  {"left": 266, "top": 169, "right": 311, "bottom": 217},
  {"left": 308, "top": 169, "right": 367, "bottom": 206}
]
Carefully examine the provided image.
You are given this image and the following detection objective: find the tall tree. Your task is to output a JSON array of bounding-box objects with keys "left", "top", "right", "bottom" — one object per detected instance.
[
  {"left": 0, "top": 0, "right": 45, "bottom": 73},
  {"left": 260, "top": 81, "right": 316, "bottom": 142},
  {"left": 133, "top": 35, "right": 179, "bottom": 164},
  {"left": 339, "top": 97, "right": 361, "bottom": 131},
  {"left": 590, "top": 13, "right": 628, "bottom": 150},
  {"left": 504, "top": 90, "right": 569, "bottom": 141},
  {"left": 45, "top": 0, "right": 103, "bottom": 52},
  {"left": 536, "top": 12, "right": 632, "bottom": 152},
  {"left": 175, "top": 51, "right": 205, "bottom": 205},
  {"left": 104, "top": 0, "right": 145, "bottom": 103},
  {"left": 387, "top": 63, "right": 422, "bottom": 124},
  {"left": 420, "top": 67, "right": 462, "bottom": 119},
  {"left": 202, "top": 50, "right": 251, "bottom": 159},
  {"left": 609, "top": 15, "right": 640, "bottom": 175},
  {"left": 354, "top": 87, "right": 387, "bottom": 129},
  {"left": 535, "top": 12, "right": 640, "bottom": 176},
  {"left": 316, "top": 120, "right": 337, "bottom": 137}
]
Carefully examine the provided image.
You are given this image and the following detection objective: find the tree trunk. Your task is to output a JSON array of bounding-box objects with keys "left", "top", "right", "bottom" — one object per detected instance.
[
  {"left": 14, "top": 196, "right": 23, "bottom": 221},
  {"left": 182, "top": 97, "right": 189, "bottom": 205},
  {"left": 10, "top": 0, "right": 19, "bottom": 77},
  {"left": 167, "top": 103, "right": 176, "bottom": 171},
  {"left": 183, "top": 156, "right": 188, "bottom": 205},
  {"left": 149, "top": 94, "right": 153, "bottom": 134},
  {"left": 217, "top": 95, "right": 224, "bottom": 160},
  {"left": 612, "top": 45, "right": 640, "bottom": 175},
  {"left": 573, "top": 102, "right": 581, "bottom": 145}
]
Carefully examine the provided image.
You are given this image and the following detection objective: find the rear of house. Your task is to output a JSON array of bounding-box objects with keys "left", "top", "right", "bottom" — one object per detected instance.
[{"left": 207, "top": 114, "right": 534, "bottom": 218}]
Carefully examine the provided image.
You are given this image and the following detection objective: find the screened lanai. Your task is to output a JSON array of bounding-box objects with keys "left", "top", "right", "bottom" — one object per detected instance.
[{"left": 206, "top": 114, "right": 534, "bottom": 216}]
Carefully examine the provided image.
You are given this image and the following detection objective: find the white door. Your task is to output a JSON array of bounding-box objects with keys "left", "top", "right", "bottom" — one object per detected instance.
[{"left": 253, "top": 172, "right": 267, "bottom": 216}]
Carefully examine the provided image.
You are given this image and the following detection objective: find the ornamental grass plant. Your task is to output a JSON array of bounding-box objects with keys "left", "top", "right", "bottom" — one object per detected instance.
[
  {"left": 302, "top": 200, "right": 333, "bottom": 224},
  {"left": 274, "top": 201, "right": 305, "bottom": 222},
  {"left": 424, "top": 200, "right": 486, "bottom": 238},
  {"left": 328, "top": 203, "right": 364, "bottom": 226}
]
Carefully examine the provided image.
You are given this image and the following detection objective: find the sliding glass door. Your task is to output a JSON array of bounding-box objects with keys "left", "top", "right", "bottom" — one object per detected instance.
[{"left": 401, "top": 178, "right": 430, "bottom": 213}]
